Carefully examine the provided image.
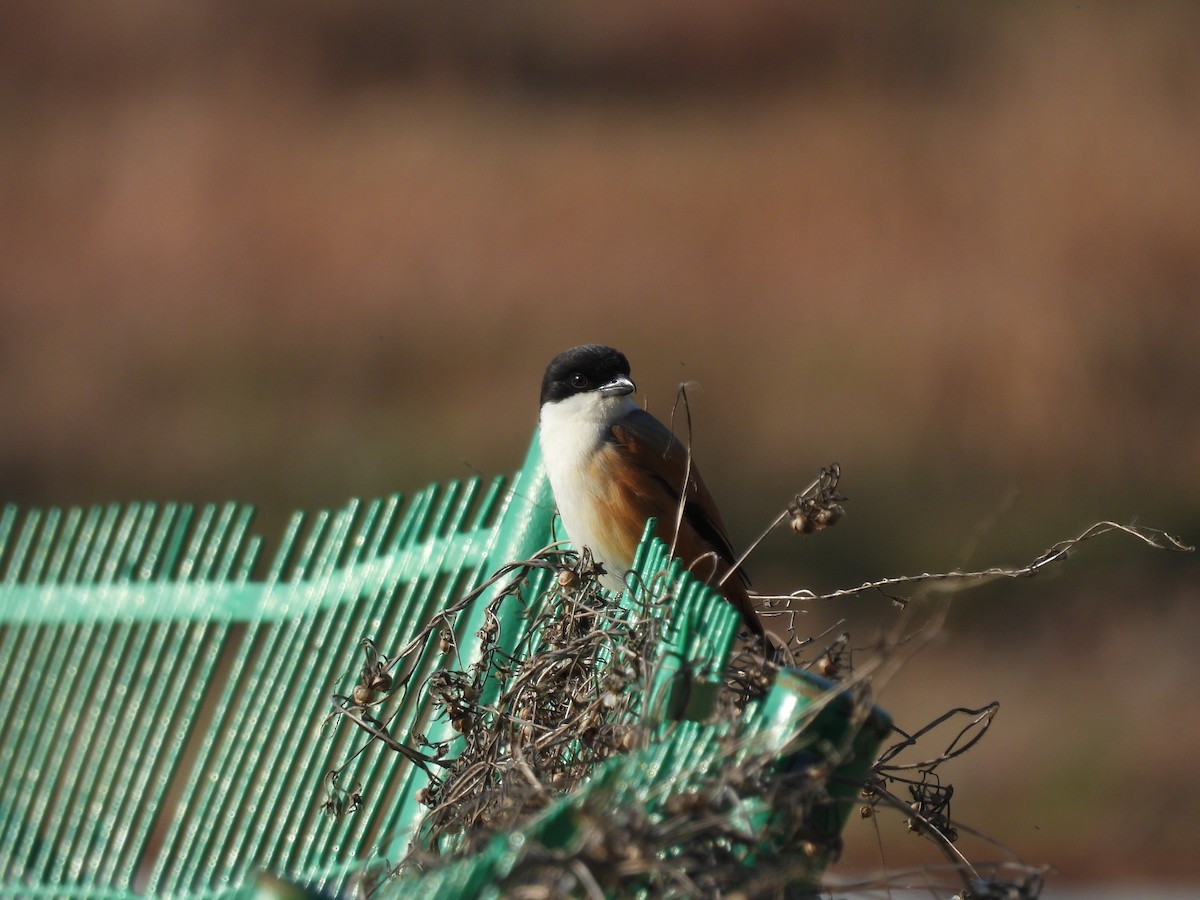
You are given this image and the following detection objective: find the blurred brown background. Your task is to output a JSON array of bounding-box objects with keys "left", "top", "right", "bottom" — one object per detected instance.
[{"left": 2, "top": 1, "right": 1197, "bottom": 890}]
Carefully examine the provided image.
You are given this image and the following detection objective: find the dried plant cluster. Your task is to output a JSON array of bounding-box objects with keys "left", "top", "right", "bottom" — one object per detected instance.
[
  {"left": 337, "top": 547, "right": 828, "bottom": 897},
  {"left": 413, "top": 549, "right": 668, "bottom": 852},
  {"left": 322, "top": 460, "right": 1191, "bottom": 899},
  {"left": 493, "top": 743, "right": 855, "bottom": 899}
]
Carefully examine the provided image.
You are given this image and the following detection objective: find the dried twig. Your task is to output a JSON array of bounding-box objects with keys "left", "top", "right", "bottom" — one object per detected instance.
[{"left": 762, "top": 520, "right": 1193, "bottom": 607}]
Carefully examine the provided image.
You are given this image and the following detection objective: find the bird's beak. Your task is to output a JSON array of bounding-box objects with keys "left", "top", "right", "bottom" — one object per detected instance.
[{"left": 599, "top": 375, "right": 636, "bottom": 397}]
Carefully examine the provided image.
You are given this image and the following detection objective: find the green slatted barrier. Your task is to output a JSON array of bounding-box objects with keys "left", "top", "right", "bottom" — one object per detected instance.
[
  {"left": 1, "top": 438, "right": 551, "bottom": 899},
  {"left": 0, "top": 434, "right": 887, "bottom": 898}
]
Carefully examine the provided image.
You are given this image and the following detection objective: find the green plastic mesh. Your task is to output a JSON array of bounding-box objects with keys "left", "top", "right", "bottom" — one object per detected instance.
[{"left": 0, "top": 440, "right": 549, "bottom": 898}]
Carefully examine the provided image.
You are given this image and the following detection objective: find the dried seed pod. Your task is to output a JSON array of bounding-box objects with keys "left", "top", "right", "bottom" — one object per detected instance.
[
  {"left": 790, "top": 512, "right": 814, "bottom": 534},
  {"left": 352, "top": 684, "right": 375, "bottom": 707},
  {"left": 370, "top": 671, "right": 393, "bottom": 693},
  {"left": 813, "top": 504, "right": 844, "bottom": 528}
]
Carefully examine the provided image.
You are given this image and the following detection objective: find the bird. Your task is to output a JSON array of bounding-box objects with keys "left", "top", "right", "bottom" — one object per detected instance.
[{"left": 538, "top": 344, "right": 765, "bottom": 636}]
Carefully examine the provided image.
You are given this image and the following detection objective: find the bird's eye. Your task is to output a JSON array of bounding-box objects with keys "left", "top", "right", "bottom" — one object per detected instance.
[{"left": 569, "top": 373, "right": 589, "bottom": 389}]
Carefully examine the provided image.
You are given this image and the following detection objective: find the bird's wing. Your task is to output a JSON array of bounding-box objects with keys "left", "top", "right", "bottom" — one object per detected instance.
[{"left": 608, "top": 408, "right": 750, "bottom": 587}]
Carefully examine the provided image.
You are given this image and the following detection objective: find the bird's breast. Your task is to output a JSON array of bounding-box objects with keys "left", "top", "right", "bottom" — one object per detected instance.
[{"left": 540, "top": 425, "right": 645, "bottom": 590}]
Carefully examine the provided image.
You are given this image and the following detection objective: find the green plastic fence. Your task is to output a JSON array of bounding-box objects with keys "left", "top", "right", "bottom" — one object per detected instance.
[{"left": 0, "top": 434, "right": 889, "bottom": 898}]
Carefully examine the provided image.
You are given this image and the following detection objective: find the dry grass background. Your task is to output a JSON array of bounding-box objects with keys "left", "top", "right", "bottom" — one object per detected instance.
[{"left": 1, "top": 1, "right": 1197, "bottom": 888}]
